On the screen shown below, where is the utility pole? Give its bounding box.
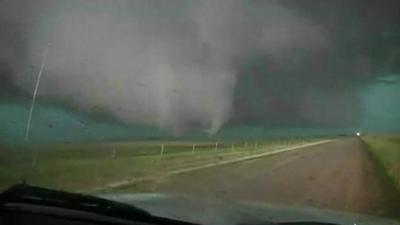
[25,43,50,177]
[25,43,51,141]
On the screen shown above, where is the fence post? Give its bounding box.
[112,148,117,158]
[215,142,218,152]
[255,141,258,150]
[192,143,196,154]
[160,144,164,156]
[231,143,234,152]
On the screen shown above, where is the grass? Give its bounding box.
[363,135,400,190]
[0,138,321,193]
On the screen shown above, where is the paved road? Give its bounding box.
[148,138,400,218]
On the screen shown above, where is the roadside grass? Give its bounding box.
[0,138,320,192]
[363,136,400,190]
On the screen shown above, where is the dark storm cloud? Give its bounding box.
[232,0,400,128]
[0,0,400,133]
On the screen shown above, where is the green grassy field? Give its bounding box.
[0,138,321,193]
[363,136,400,190]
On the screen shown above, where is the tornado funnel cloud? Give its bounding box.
[5,0,325,134]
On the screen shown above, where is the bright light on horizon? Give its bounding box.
[356,132,361,136]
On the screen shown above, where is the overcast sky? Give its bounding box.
[1,0,400,135]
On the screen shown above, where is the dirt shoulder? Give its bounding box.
[119,138,400,219]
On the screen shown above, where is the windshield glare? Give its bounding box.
[1,0,400,223]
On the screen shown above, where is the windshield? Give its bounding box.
[1,0,400,223]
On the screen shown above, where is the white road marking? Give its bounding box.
[84,139,334,192]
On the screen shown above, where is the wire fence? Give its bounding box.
[29,138,317,159]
